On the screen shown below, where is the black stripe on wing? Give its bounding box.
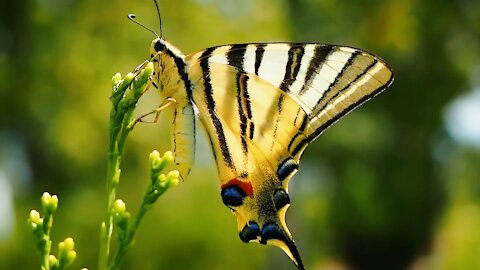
[291,68,394,157]
[279,45,305,92]
[299,45,333,95]
[254,44,266,76]
[227,44,248,70]
[307,60,393,141]
[200,47,235,169]
[309,51,361,116]
[236,72,250,153]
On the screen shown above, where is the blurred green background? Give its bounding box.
[1,0,479,269]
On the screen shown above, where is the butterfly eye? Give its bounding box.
[239,222,260,243]
[221,185,246,207]
[273,189,290,211]
[154,39,166,52]
[260,223,288,244]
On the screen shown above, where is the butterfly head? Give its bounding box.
[151,38,166,54]
[220,174,305,269]
[150,38,185,57]
[149,38,188,99]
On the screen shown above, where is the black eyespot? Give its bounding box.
[154,39,166,52]
[260,223,288,244]
[273,189,290,211]
[277,159,298,181]
[221,185,246,207]
[239,222,260,243]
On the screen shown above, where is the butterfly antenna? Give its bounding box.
[153,0,163,38]
[127,14,160,39]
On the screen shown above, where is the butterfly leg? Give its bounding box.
[134,60,151,73]
[133,56,161,93]
[129,97,177,129]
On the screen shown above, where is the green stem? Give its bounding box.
[41,214,53,270]
[108,193,150,270]
[99,64,153,270]
[99,103,138,270]
[40,237,51,269]
[98,152,118,270]
[99,111,127,270]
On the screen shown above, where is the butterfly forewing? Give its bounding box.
[188,43,393,158]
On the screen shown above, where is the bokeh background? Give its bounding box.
[1,0,479,269]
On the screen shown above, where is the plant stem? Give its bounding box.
[41,208,54,270]
[99,94,128,270]
[99,64,153,270]
[108,196,149,270]
[99,118,131,270]
[98,150,119,270]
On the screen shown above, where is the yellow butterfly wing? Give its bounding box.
[186,61,305,268]
[185,43,393,270]
[150,38,393,269]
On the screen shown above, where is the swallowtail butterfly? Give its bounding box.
[134,2,393,269]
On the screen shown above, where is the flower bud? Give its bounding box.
[58,237,77,268]
[132,62,154,91]
[60,237,75,251]
[150,150,174,175]
[123,72,135,84]
[112,199,126,214]
[41,192,58,215]
[49,254,59,268]
[112,72,122,85]
[144,62,154,75]
[161,151,174,165]
[28,210,42,226]
[112,199,130,231]
[149,150,161,169]
[27,210,44,236]
[166,170,180,188]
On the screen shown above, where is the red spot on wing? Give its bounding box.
[221,178,253,196]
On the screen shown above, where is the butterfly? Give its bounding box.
[137,3,393,269]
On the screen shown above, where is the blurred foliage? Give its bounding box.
[0,0,479,270]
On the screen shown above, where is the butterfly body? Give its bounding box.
[149,38,393,270]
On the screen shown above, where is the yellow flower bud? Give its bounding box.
[41,192,58,214]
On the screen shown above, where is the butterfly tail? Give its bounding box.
[276,230,305,270]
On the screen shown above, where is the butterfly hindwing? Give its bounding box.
[186,59,307,268]
[170,101,196,180]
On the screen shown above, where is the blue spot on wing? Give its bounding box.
[260,223,288,244]
[239,222,261,243]
[221,186,246,207]
[273,189,290,210]
[277,159,298,181]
